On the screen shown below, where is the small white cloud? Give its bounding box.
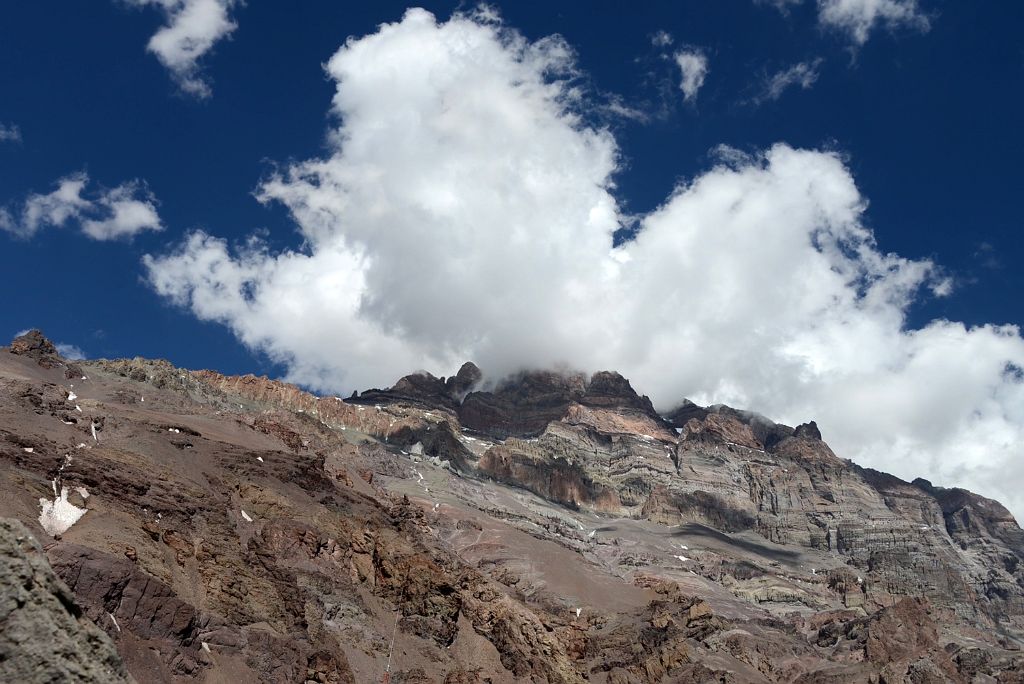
[817,0,930,45]
[651,30,673,47]
[0,123,21,143]
[1,173,163,241]
[674,49,709,103]
[80,181,163,240]
[17,174,92,238]
[759,59,823,102]
[56,343,87,360]
[126,0,239,98]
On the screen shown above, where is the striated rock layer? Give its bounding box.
[1,333,1023,682]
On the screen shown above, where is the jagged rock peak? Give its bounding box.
[665,399,796,450]
[445,361,482,399]
[8,329,58,359]
[794,420,822,441]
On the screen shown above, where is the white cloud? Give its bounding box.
[817,0,930,44]
[55,343,87,360]
[126,0,239,98]
[81,181,163,240]
[758,59,823,102]
[674,49,709,103]
[145,8,1024,521]
[1,173,162,241]
[0,123,21,143]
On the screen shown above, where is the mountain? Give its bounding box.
[1,330,1022,683]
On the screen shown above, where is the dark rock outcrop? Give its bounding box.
[0,518,132,683]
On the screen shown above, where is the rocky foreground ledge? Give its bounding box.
[1,329,1023,682]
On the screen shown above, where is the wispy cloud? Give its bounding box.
[650,30,673,48]
[55,343,87,360]
[757,58,823,102]
[1,172,163,240]
[0,123,21,143]
[818,0,930,45]
[757,0,930,45]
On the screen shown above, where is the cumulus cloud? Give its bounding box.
[144,8,1024,520]
[818,0,930,44]
[674,49,709,103]
[0,123,21,143]
[758,59,823,102]
[1,173,162,240]
[126,0,239,98]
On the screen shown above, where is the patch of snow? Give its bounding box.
[168,428,180,433]
[38,481,88,536]
[76,443,87,449]
[256,456,264,462]
[62,420,75,425]
[587,530,596,539]
[201,642,211,653]
[81,376,87,381]
[108,613,121,632]
[920,525,930,530]
[240,510,253,522]
[674,427,683,434]
[679,545,688,550]
[91,422,98,442]
[674,555,690,562]
[575,608,581,618]
[67,391,78,402]
[23,447,33,453]
[75,405,82,412]
[140,396,144,402]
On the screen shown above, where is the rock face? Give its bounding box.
[0,518,132,683]
[2,333,1024,682]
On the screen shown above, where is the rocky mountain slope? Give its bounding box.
[1,330,1023,682]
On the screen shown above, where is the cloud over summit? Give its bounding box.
[145,8,1024,519]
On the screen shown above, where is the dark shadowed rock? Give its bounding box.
[0,518,132,683]
[459,369,587,438]
[446,361,482,399]
[580,371,666,425]
[794,421,822,440]
[351,362,482,412]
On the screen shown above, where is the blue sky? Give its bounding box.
[2,2,1024,512]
